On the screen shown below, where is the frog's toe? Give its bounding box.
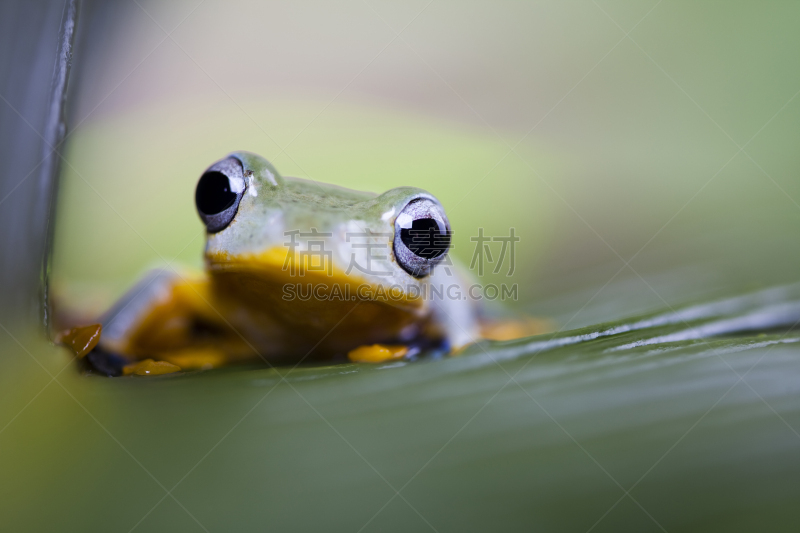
[55,324,102,359]
[347,344,409,363]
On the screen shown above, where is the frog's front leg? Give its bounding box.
[88,269,236,375]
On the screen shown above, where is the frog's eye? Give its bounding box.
[195,157,246,233]
[393,198,451,277]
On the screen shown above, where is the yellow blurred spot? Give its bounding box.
[161,348,227,370]
[55,324,102,359]
[347,344,408,363]
[480,317,554,341]
[123,359,181,376]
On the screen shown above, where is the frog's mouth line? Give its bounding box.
[206,246,425,310]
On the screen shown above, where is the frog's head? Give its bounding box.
[194,152,452,314]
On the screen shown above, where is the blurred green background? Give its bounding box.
[3,1,800,531]
[52,0,800,324]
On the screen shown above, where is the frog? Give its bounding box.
[64,152,545,376]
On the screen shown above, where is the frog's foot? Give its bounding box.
[479,316,554,342]
[57,323,151,377]
[86,347,227,376]
[347,344,409,363]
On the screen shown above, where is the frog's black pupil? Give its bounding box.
[400,218,450,259]
[196,171,237,215]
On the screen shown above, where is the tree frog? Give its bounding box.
[66,152,542,376]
